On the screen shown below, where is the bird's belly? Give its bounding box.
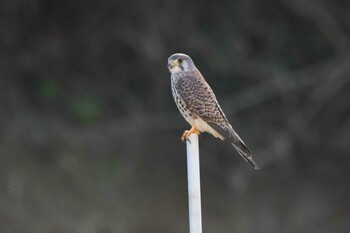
[179,112,207,132]
[172,85,193,123]
[176,103,194,125]
[177,102,224,140]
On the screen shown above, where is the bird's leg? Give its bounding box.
[181,126,201,143]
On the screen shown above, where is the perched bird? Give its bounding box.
[168,53,259,170]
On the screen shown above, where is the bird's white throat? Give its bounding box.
[169,66,183,74]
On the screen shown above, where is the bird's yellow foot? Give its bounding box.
[181,126,201,143]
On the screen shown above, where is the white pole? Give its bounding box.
[186,133,202,233]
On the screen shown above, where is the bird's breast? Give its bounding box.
[171,80,195,125]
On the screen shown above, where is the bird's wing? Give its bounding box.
[175,71,228,125]
[176,71,259,169]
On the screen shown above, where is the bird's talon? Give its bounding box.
[181,130,192,143]
[181,130,188,142]
[180,127,200,143]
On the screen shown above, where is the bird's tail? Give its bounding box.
[228,127,259,170]
[205,121,259,169]
[231,141,259,170]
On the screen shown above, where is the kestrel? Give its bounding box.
[168,53,259,170]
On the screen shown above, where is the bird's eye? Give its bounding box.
[178,58,183,63]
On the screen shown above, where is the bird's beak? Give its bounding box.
[168,60,178,70]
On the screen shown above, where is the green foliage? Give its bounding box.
[68,96,101,124]
[36,76,61,101]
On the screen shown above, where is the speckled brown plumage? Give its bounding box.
[168,53,259,169]
[172,70,227,124]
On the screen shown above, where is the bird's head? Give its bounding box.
[168,53,197,74]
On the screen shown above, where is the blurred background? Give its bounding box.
[1,0,350,232]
